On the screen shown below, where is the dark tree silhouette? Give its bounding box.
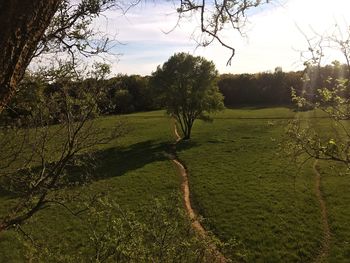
[0,0,62,112]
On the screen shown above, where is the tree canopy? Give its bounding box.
[151,53,224,139]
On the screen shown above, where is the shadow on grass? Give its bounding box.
[0,139,199,199]
[175,139,199,153]
[93,140,169,179]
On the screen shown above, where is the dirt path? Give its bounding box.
[170,121,228,263]
[313,160,331,263]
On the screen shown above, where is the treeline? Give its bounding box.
[218,62,350,107]
[2,62,348,125]
[218,71,303,106]
[1,74,157,126]
[90,75,155,114]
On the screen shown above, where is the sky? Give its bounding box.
[94,0,350,76]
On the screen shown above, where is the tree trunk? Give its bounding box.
[185,118,195,140]
[183,122,192,140]
[0,0,62,112]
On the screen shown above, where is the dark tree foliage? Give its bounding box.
[0,74,156,125]
[218,71,304,107]
[217,63,350,109]
[100,75,155,114]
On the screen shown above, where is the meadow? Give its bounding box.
[0,112,200,262]
[0,108,349,262]
[176,108,350,262]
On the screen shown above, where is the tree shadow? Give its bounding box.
[0,139,199,199]
[92,140,169,180]
[175,139,199,153]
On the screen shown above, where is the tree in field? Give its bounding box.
[151,53,224,140]
[0,0,269,112]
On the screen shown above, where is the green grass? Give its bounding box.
[0,111,185,261]
[177,108,324,262]
[318,161,350,262]
[1,108,350,262]
[304,116,350,263]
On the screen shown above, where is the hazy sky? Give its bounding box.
[95,0,350,76]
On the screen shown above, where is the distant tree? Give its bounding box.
[218,71,303,107]
[110,75,154,113]
[151,53,224,140]
[94,74,154,114]
[113,89,134,113]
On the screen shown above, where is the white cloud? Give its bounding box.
[94,0,350,75]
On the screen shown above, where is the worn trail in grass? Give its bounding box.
[313,160,331,263]
[171,122,227,263]
[172,122,207,236]
[300,115,350,262]
[177,108,324,262]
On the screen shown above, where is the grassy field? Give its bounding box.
[1,108,350,262]
[176,107,349,262]
[304,115,350,263]
[0,111,195,262]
